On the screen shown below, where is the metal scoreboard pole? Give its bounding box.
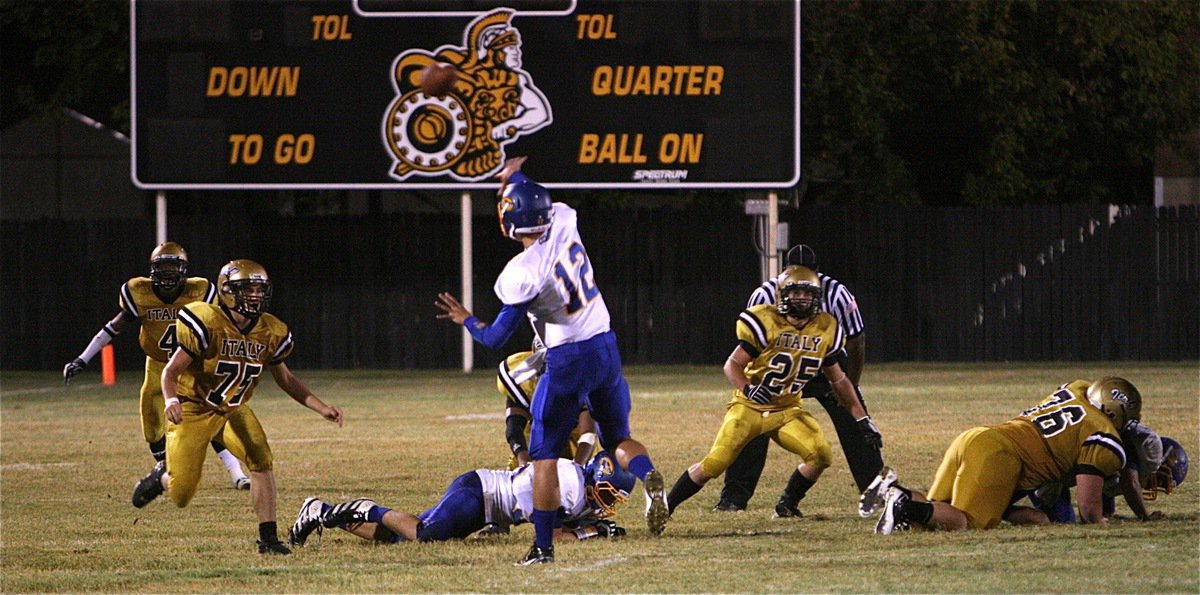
[460,191,473,373]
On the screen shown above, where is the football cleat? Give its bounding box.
[712,500,745,513]
[859,466,898,518]
[515,543,554,566]
[232,476,251,490]
[289,497,326,547]
[642,469,669,536]
[772,499,804,519]
[132,461,166,508]
[874,487,910,535]
[322,498,377,528]
[257,539,292,555]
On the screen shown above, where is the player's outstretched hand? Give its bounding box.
[495,156,528,193]
[435,292,472,325]
[322,405,344,427]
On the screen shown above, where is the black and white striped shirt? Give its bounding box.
[748,272,865,338]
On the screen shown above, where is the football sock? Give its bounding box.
[212,442,247,478]
[901,500,934,525]
[627,455,654,481]
[666,471,702,514]
[366,505,390,524]
[149,437,166,462]
[531,509,556,549]
[258,521,279,544]
[781,469,816,504]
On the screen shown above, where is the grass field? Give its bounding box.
[2,362,1197,593]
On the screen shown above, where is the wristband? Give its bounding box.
[572,526,598,540]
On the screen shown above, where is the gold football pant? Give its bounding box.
[927,426,1022,529]
[165,401,273,508]
[700,403,832,479]
[140,358,167,444]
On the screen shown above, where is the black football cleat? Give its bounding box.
[772,498,804,519]
[712,500,745,512]
[132,461,166,508]
[516,544,554,566]
[257,539,292,555]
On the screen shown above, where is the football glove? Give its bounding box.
[743,383,773,405]
[595,519,626,538]
[857,416,883,450]
[573,519,626,540]
[63,358,86,384]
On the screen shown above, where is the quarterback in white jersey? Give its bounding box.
[287,452,636,545]
[435,156,669,565]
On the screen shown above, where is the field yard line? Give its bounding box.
[445,413,505,420]
[1,384,98,396]
[559,554,628,571]
[1,461,81,471]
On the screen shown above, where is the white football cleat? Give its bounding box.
[288,497,326,547]
[232,476,251,490]
[859,466,897,518]
[874,487,910,535]
[643,469,669,536]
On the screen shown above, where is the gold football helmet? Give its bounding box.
[149,242,188,292]
[1085,376,1142,430]
[777,265,822,318]
[218,259,272,318]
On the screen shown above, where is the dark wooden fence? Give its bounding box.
[3,203,1195,371]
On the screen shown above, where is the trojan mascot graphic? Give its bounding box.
[383,10,553,181]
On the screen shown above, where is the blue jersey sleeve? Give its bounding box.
[465,302,531,350]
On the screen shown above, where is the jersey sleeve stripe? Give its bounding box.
[271,332,294,362]
[119,283,139,319]
[203,281,218,304]
[821,275,865,337]
[498,360,531,409]
[102,323,119,338]
[738,310,769,349]
[176,308,210,352]
[1084,432,1126,468]
[747,282,776,308]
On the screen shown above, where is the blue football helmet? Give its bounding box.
[1144,436,1188,501]
[497,180,552,240]
[584,451,635,518]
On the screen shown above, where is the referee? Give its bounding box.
[714,244,882,514]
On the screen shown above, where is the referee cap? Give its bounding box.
[786,244,818,269]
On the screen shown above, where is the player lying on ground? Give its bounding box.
[859,377,1141,533]
[288,451,634,546]
[1010,428,1186,524]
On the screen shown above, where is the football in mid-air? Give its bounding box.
[420,63,458,98]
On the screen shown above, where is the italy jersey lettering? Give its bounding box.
[173,302,294,412]
[732,305,845,411]
[118,277,216,363]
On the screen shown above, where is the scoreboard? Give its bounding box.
[131,0,799,189]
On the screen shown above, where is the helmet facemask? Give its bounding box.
[225,280,272,319]
[584,451,635,518]
[150,257,187,293]
[218,260,272,320]
[779,284,821,319]
[1143,438,1188,501]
